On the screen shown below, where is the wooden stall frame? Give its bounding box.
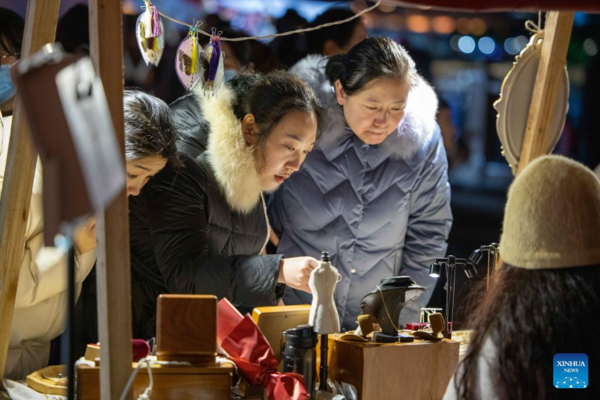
[0,0,61,380]
[89,1,133,399]
[518,11,574,173]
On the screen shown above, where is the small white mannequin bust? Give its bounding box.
[309,252,341,334]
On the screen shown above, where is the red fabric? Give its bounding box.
[217,299,309,400]
[395,0,600,11]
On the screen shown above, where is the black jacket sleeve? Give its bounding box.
[141,159,283,307]
[169,93,210,158]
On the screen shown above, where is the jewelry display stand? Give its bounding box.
[360,277,425,343]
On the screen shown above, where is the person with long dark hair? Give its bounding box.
[444,155,600,400]
[269,37,452,329]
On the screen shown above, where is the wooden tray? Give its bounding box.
[26,365,67,396]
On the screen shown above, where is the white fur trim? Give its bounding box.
[196,86,263,214]
[291,55,438,159]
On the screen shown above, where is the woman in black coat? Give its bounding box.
[129,72,322,338]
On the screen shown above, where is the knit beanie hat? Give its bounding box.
[499,155,600,269]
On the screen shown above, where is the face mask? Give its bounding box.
[223,69,237,83]
[0,65,16,105]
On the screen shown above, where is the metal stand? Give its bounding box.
[429,256,477,339]
[319,334,328,391]
[56,235,76,399]
[469,243,499,290]
[444,256,457,339]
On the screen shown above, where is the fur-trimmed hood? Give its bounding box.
[291,54,438,159]
[192,86,263,214]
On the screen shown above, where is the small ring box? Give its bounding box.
[405,322,429,331]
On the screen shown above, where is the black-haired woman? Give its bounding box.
[129,71,322,339]
[2,88,179,379]
[443,155,600,400]
[269,37,452,330]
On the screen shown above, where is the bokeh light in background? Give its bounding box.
[433,16,456,35]
[456,17,470,35]
[470,18,487,36]
[378,3,396,13]
[407,15,430,33]
[503,35,529,55]
[351,0,369,12]
[504,38,518,55]
[450,35,461,52]
[478,37,496,55]
[514,35,529,52]
[583,38,598,56]
[458,36,476,54]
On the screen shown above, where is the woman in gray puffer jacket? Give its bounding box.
[269,38,452,330]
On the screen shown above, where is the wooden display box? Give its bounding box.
[252,304,311,368]
[77,362,232,399]
[329,337,459,400]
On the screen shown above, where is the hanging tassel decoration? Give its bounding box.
[175,22,203,91]
[190,29,198,74]
[136,0,165,66]
[201,28,225,92]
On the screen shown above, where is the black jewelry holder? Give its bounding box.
[469,243,500,289]
[319,334,328,391]
[429,256,477,338]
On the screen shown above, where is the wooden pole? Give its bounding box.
[88,1,133,399]
[517,11,574,173]
[0,0,61,380]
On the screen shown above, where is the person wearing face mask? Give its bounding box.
[0,51,16,110]
[269,37,452,330]
[220,31,247,83]
[1,88,179,380]
[127,71,322,339]
[0,8,22,119]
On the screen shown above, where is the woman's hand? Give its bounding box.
[278,256,318,293]
[73,216,97,254]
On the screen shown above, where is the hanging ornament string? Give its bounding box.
[136,0,165,66]
[525,11,546,35]
[175,21,203,91]
[146,0,382,42]
[150,3,162,38]
[207,29,222,83]
[202,28,225,91]
[190,23,199,75]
